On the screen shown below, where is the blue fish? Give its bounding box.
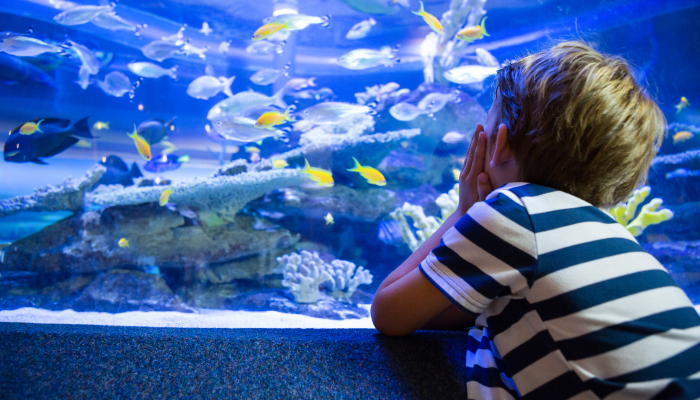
[377,217,404,246]
[3,117,93,164]
[137,118,176,145]
[97,155,142,186]
[144,154,189,173]
[0,53,56,89]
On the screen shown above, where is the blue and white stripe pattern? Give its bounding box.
[420,183,700,400]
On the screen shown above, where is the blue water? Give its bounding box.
[1,0,699,318]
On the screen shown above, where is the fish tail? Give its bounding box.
[36,119,44,133]
[272,86,288,110]
[177,155,190,163]
[222,76,235,98]
[480,17,489,36]
[347,157,362,172]
[284,107,295,122]
[129,163,143,179]
[321,15,331,28]
[308,77,316,87]
[412,1,425,16]
[71,116,94,138]
[169,65,178,80]
[302,158,311,172]
[127,124,138,139]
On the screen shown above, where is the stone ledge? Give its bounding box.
[0,323,468,399]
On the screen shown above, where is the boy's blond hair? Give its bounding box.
[494,41,665,207]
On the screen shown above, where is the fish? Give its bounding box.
[200,22,213,36]
[250,68,285,86]
[452,168,460,181]
[442,131,466,144]
[127,62,178,79]
[97,155,143,186]
[207,88,287,121]
[245,146,260,153]
[256,107,294,128]
[300,102,372,125]
[97,71,131,97]
[417,91,459,114]
[93,121,110,130]
[141,40,184,62]
[0,53,56,89]
[314,87,335,101]
[3,117,94,164]
[475,48,499,67]
[253,22,292,41]
[137,118,176,144]
[91,12,138,32]
[0,36,62,57]
[272,159,289,168]
[118,238,129,248]
[375,82,400,101]
[76,65,91,89]
[187,75,235,99]
[144,154,189,173]
[412,1,444,35]
[324,213,334,225]
[75,139,91,148]
[182,42,208,60]
[264,14,331,30]
[127,124,152,161]
[346,17,376,40]
[337,46,398,70]
[339,0,402,15]
[456,17,489,43]
[212,116,286,143]
[665,168,700,180]
[53,4,114,26]
[377,217,403,246]
[162,27,185,43]
[389,102,429,121]
[347,157,386,186]
[675,97,690,113]
[285,77,316,91]
[160,140,178,155]
[443,65,498,84]
[301,158,334,187]
[20,119,44,135]
[245,41,282,55]
[219,41,231,54]
[673,131,694,144]
[65,40,100,75]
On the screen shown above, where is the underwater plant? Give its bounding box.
[609,186,674,237]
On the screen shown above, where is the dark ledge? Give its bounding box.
[0,323,468,399]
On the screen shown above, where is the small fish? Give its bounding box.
[347,157,386,186]
[256,107,294,128]
[475,48,499,67]
[127,124,152,161]
[285,77,316,91]
[324,213,334,225]
[264,14,330,30]
[250,152,261,163]
[301,158,334,187]
[675,97,690,113]
[418,92,459,114]
[118,238,129,248]
[65,40,100,75]
[389,102,429,121]
[159,186,173,206]
[141,40,184,62]
[128,62,178,79]
[0,36,61,57]
[337,46,398,70]
[75,65,91,90]
[412,1,444,35]
[346,17,376,40]
[186,75,235,99]
[75,139,91,148]
[456,17,489,43]
[400,141,409,149]
[443,65,498,84]
[200,22,213,36]
[250,68,285,86]
[53,4,114,26]
[272,159,289,169]
[93,121,110,130]
[314,88,334,101]
[673,131,694,144]
[207,88,287,122]
[245,41,282,55]
[144,154,189,172]
[219,40,231,54]
[97,155,142,186]
[97,71,131,97]
[20,119,44,135]
[253,21,291,41]
[211,116,286,143]
[452,168,460,181]
[138,118,176,144]
[442,131,466,144]
[182,42,208,59]
[245,146,260,153]
[301,102,372,125]
[91,12,138,32]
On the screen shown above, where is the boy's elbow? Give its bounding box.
[371,297,415,337]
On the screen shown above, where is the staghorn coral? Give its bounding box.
[276,251,332,303]
[609,186,674,237]
[324,259,373,302]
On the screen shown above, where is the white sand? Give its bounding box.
[0,305,376,329]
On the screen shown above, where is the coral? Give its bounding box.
[0,164,105,219]
[609,186,674,237]
[435,183,459,220]
[390,202,441,252]
[276,251,332,303]
[324,259,373,302]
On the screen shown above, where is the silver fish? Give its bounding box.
[389,102,429,121]
[91,12,137,32]
[0,36,61,57]
[53,4,114,26]
[246,41,282,55]
[75,65,91,89]
[127,62,177,79]
[346,17,376,40]
[375,82,400,100]
[66,40,100,75]
[182,42,208,59]
[207,89,287,121]
[213,116,286,143]
[417,92,459,114]
[264,14,330,30]
[250,68,284,86]
[187,76,235,100]
[97,71,131,97]
[219,41,231,54]
[314,87,334,101]
[337,46,398,70]
[285,77,316,91]
[443,65,498,84]
[301,102,372,125]
[475,48,499,67]
[141,40,183,62]
[441,131,466,144]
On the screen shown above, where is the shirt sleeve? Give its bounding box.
[419,190,538,316]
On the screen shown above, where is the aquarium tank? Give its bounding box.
[0,0,698,328]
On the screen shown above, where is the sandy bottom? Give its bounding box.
[0,305,376,329]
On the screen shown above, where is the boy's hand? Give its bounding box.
[457,124,493,216]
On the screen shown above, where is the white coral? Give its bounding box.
[324,259,373,302]
[435,183,459,220]
[276,251,331,303]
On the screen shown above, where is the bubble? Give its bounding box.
[128,90,135,99]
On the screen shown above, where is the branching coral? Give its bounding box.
[276,251,332,303]
[390,203,441,252]
[324,259,373,302]
[435,183,459,220]
[609,186,674,237]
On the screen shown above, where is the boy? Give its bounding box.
[371,41,700,399]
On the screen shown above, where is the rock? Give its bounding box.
[232,289,369,320]
[178,283,240,309]
[196,247,297,284]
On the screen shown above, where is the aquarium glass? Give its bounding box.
[0,0,698,327]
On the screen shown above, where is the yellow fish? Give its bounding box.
[76,139,92,148]
[93,121,110,130]
[118,238,129,248]
[20,119,44,135]
[161,140,178,155]
[673,131,694,144]
[159,186,173,207]
[127,125,151,161]
[452,168,461,181]
[347,157,386,186]
[256,107,294,128]
[412,1,444,35]
[456,17,489,43]
[324,212,334,225]
[272,159,289,169]
[301,158,334,187]
[675,96,690,113]
[245,146,260,153]
[252,21,291,41]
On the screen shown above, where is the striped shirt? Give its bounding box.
[420,183,700,400]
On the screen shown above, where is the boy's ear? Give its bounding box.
[490,123,515,168]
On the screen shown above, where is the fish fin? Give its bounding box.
[30,159,48,165]
[380,46,392,55]
[127,124,138,139]
[480,17,489,36]
[169,65,178,80]
[411,1,425,16]
[369,17,376,25]
[71,117,94,138]
[321,15,331,27]
[347,157,362,172]
[272,87,288,110]
[222,76,235,97]
[36,119,44,133]
[129,163,143,179]
[308,77,316,87]
[165,116,178,129]
[42,136,79,158]
[177,155,190,163]
[303,158,311,172]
